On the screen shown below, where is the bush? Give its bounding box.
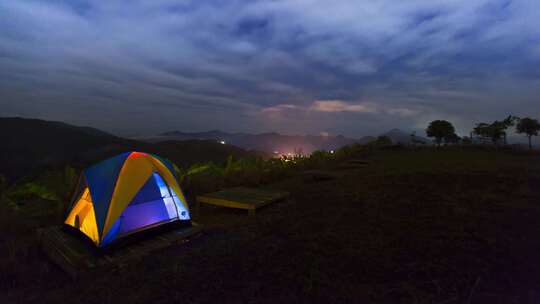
[4,166,79,217]
[7,182,59,201]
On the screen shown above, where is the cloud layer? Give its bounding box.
[1,0,540,136]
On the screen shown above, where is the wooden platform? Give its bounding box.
[37,223,202,278]
[196,187,289,215]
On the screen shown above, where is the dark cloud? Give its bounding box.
[1,0,540,137]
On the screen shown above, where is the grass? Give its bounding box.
[2,145,540,303]
[1,145,349,206]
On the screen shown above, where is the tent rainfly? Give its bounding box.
[65,152,191,247]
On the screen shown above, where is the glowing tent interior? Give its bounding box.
[64,152,191,247]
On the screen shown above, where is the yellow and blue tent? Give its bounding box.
[65,152,191,247]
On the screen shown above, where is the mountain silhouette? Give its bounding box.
[145,130,374,154]
[144,128,425,153]
[0,117,262,181]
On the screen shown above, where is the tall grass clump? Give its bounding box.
[177,143,374,195]
[3,166,79,222]
[179,155,299,195]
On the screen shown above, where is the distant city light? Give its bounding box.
[219,140,226,145]
[330,150,335,154]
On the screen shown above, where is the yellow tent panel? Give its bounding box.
[102,152,156,239]
[64,188,99,244]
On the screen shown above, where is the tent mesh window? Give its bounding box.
[113,173,187,236]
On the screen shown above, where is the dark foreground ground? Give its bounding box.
[2,148,540,303]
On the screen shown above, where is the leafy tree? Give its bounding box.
[426,120,455,146]
[473,123,492,143]
[473,116,517,145]
[495,116,518,145]
[444,133,461,144]
[516,117,540,150]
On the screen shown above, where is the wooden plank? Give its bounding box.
[198,188,289,204]
[38,222,202,278]
[196,187,289,214]
[196,196,254,210]
[201,193,285,204]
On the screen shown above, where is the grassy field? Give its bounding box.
[2,147,540,303]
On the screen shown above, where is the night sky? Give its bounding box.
[1,1,539,137]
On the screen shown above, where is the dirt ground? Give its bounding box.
[3,148,540,304]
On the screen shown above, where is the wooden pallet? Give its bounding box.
[37,223,202,278]
[196,187,289,216]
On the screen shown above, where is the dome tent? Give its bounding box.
[65,152,191,247]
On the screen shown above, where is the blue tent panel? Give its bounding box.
[84,152,130,237]
[129,174,162,205]
[117,199,171,234]
[101,218,122,247]
[99,173,181,246]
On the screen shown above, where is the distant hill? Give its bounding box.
[143,128,426,153]
[142,140,267,168]
[381,129,429,145]
[144,130,373,154]
[0,118,265,181]
[0,117,129,180]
